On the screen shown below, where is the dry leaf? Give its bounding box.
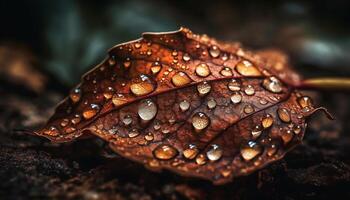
[34,28,330,184]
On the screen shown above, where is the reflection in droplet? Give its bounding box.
[179,100,190,111]
[197,81,211,96]
[240,141,262,161]
[138,99,157,121]
[220,67,233,77]
[231,92,242,104]
[244,85,255,96]
[172,72,191,87]
[228,79,241,91]
[130,74,156,96]
[183,144,198,159]
[192,112,210,132]
[277,108,291,123]
[206,144,223,161]
[153,144,178,160]
[262,76,283,93]
[235,60,262,76]
[83,104,100,119]
[262,114,273,128]
[209,45,220,58]
[195,63,211,77]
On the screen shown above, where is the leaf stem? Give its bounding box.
[296,77,350,91]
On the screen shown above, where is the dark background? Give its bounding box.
[0,0,349,199]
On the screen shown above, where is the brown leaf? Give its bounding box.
[34,27,327,184]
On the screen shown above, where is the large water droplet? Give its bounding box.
[240,141,262,161]
[183,144,199,159]
[230,92,242,104]
[192,112,210,132]
[207,98,216,109]
[70,88,81,103]
[277,108,291,123]
[122,115,133,126]
[220,67,233,77]
[153,144,178,160]
[130,74,156,96]
[209,45,220,58]
[172,72,191,87]
[197,81,211,96]
[244,85,255,96]
[112,94,127,106]
[262,76,283,93]
[83,104,100,119]
[228,79,241,91]
[195,63,211,77]
[206,144,223,161]
[138,99,157,121]
[261,114,273,128]
[151,62,162,74]
[235,60,262,76]
[179,100,190,111]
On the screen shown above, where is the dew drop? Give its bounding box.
[44,126,59,136]
[130,74,156,96]
[220,67,233,77]
[182,53,191,62]
[195,154,207,165]
[172,50,178,57]
[251,125,262,139]
[207,98,216,109]
[134,42,141,49]
[179,100,190,111]
[277,108,291,123]
[144,133,154,141]
[103,87,114,100]
[153,144,178,160]
[183,144,199,160]
[228,79,241,91]
[244,105,254,114]
[195,63,211,77]
[206,144,223,161]
[128,129,140,138]
[230,92,242,104]
[171,72,191,87]
[259,98,268,105]
[262,76,283,93]
[298,96,312,108]
[82,104,100,119]
[244,85,255,96]
[240,141,262,161]
[261,114,273,128]
[192,112,210,132]
[70,88,81,103]
[197,81,211,96]
[209,45,220,58]
[235,60,262,76]
[293,125,302,134]
[138,99,157,121]
[112,94,127,106]
[151,62,162,74]
[122,115,133,126]
[71,114,81,124]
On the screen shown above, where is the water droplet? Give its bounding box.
[64,127,76,134]
[182,53,191,62]
[172,50,178,57]
[130,74,156,96]
[122,115,133,126]
[144,133,154,141]
[230,92,242,104]
[235,60,261,76]
[195,154,207,165]
[267,143,278,156]
[240,141,262,161]
[197,81,211,96]
[153,121,161,130]
[293,125,302,134]
[277,108,291,123]
[183,144,199,159]
[251,125,262,139]
[138,99,157,121]
[221,169,231,177]
[134,42,141,49]
[228,79,241,91]
[244,85,255,96]
[262,76,283,93]
[262,114,273,128]
[103,87,114,99]
[70,88,81,103]
[172,72,191,87]
[123,59,131,68]
[71,114,81,124]
[44,126,59,136]
[259,98,268,105]
[151,62,162,74]
[128,129,140,138]
[192,112,210,132]
[153,144,178,160]
[60,119,69,127]
[83,104,100,119]
[108,56,116,66]
[112,94,127,106]
[146,49,152,56]
[195,63,211,77]
[244,105,254,114]
[209,45,220,58]
[179,100,190,111]
[206,144,223,161]
[207,98,216,109]
[220,67,233,77]
[281,130,294,144]
[298,96,312,108]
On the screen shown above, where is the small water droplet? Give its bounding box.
[151,62,162,74]
[195,154,207,165]
[267,143,278,156]
[262,114,273,128]
[103,87,114,99]
[70,88,81,103]
[244,105,254,114]
[209,45,220,58]
[259,98,268,105]
[228,79,241,91]
[128,129,140,138]
[60,119,69,127]
[182,53,191,62]
[71,114,81,124]
[235,60,261,76]
[153,144,178,160]
[277,108,291,123]
[134,42,141,49]
[108,55,116,66]
[130,74,156,96]
[281,130,294,144]
[122,115,133,126]
[293,125,302,134]
[44,126,59,136]
[179,100,190,111]
[240,141,262,161]
[244,85,255,96]
[64,127,76,134]
[171,72,191,87]
[153,121,161,130]
[195,63,211,77]
[144,133,154,141]
[298,96,312,108]
[183,144,199,159]
[112,94,127,106]
[83,104,100,119]
[192,112,210,132]
[207,98,216,109]
[220,67,233,77]
[146,49,152,56]
[138,99,157,121]
[231,92,242,104]
[172,50,178,57]
[197,81,211,96]
[206,144,223,161]
[262,76,283,93]
[251,125,262,139]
